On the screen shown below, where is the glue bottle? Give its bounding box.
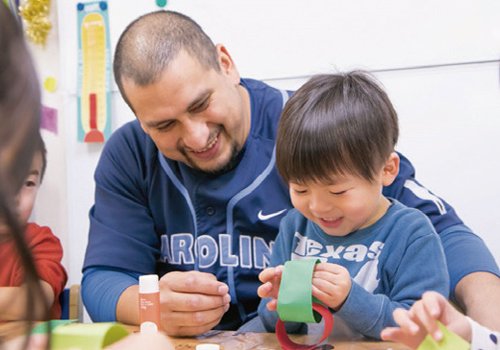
[139,274,161,333]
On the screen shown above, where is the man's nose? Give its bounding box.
[181,119,210,150]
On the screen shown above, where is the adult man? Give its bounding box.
[82,10,500,336]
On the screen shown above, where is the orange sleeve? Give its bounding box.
[25,223,68,318]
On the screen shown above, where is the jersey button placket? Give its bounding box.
[206,206,215,216]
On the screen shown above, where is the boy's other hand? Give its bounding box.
[257,266,283,311]
[311,262,351,310]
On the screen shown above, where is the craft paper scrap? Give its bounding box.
[417,322,470,350]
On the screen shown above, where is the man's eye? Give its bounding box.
[293,189,307,194]
[157,122,174,131]
[190,98,210,113]
[25,180,36,187]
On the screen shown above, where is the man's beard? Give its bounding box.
[182,141,243,177]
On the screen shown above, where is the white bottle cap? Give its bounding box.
[140,321,158,334]
[139,274,159,293]
[195,344,220,350]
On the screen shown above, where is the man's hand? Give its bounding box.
[158,271,231,336]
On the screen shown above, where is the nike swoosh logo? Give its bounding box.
[257,209,287,221]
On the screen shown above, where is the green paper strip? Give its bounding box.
[51,322,130,350]
[277,259,321,323]
[31,319,76,334]
[417,322,470,350]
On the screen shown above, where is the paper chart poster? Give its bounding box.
[77,1,112,143]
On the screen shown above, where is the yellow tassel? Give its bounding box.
[19,0,51,46]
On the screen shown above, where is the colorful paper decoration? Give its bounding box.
[51,322,129,350]
[277,259,322,323]
[275,259,334,350]
[31,319,75,334]
[43,76,57,92]
[19,0,52,46]
[417,322,470,350]
[156,0,167,7]
[41,105,58,134]
[76,1,111,143]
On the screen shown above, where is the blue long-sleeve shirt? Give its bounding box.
[258,200,450,339]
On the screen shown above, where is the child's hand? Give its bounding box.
[311,262,351,310]
[257,265,283,311]
[380,291,471,349]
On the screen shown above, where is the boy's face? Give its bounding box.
[15,151,43,226]
[289,154,399,237]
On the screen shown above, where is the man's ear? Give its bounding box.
[382,152,400,186]
[139,121,150,135]
[216,44,240,83]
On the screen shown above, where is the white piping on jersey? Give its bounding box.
[279,89,289,109]
[403,179,447,215]
[225,146,278,320]
[158,153,199,270]
[224,89,290,321]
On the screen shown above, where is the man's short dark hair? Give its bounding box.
[113,10,220,110]
[276,71,399,184]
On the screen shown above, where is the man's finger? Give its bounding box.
[161,271,228,296]
[162,304,227,329]
[161,291,231,312]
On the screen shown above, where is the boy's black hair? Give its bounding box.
[276,71,399,184]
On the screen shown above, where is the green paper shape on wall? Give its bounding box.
[156,0,167,7]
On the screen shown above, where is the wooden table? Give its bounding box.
[168,330,410,349]
[0,322,409,350]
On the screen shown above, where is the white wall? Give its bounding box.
[32,1,499,290]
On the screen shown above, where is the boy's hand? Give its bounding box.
[257,265,284,311]
[311,262,351,310]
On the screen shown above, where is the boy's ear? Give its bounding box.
[382,152,400,186]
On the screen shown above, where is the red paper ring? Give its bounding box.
[275,302,334,350]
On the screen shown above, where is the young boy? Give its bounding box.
[257,72,449,339]
[0,135,67,320]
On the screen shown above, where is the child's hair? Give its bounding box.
[0,4,50,331]
[35,134,47,183]
[276,71,399,184]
